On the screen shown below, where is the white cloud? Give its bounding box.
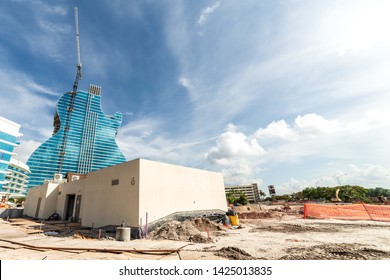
[221,162,254,185]
[197,2,221,25]
[206,124,265,165]
[344,164,390,188]
[277,175,342,195]
[13,139,42,163]
[277,164,390,195]
[206,111,390,190]
[294,113,340,135]
[278,178,310,195]
[205,124,266,184]
[255,120,296,140]
[346,110,390,132]
[320,1,390,56]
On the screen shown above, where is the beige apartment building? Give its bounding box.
[24,158,227,228]
[225,183,261,203]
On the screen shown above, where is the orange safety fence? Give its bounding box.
[304,203,390,222]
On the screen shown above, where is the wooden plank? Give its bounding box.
[26,229,44,235]
[6,235,48,243]
[0,244,22,250]
[26,225,63,231]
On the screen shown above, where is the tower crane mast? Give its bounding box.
[73,6,82,94]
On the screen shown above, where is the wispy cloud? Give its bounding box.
[117,116,218,167]
[0,68,60,98]
[116,117,178,162]
[0,68,58,142]
[11,0,67,15]
[178,76,198,100]
[197,2,220,25]
[7,1,70,61]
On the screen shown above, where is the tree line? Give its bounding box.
[269,185,390,203]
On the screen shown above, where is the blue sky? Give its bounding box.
[1,0,390,195]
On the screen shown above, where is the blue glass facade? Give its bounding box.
[0,117,21,191]
[3,159,30,196]
[0,132,18,188]
[27,85,126,188]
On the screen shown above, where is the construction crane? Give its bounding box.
[58,7,82,174]
[73,6,82,94]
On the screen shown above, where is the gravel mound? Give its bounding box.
[149,218,225,243]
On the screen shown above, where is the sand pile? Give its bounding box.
[214,246,256,260]
[149,218,225,243]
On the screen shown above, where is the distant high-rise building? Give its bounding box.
[268,185,276,196]
[26,85,126,188]
[3,158,30,196]
[0,116,22,191]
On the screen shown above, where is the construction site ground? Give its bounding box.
[1,204,389,260]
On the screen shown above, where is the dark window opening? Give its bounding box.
[111,179,119,186]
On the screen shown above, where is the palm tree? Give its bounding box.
[259,190,266,201]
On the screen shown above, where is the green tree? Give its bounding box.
[302,187,317,200]
[8,197,26,205]
[273,194,291,201]
[238,192,249,205]
[226,190,249,205]
[296,185,373,203]
[338,185,369,203]
[367,187,390,198]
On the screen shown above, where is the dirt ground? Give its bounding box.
[0,204,389,260]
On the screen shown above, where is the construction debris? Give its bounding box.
[149,218,225,243]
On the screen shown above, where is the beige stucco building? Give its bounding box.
[24,159,227,228]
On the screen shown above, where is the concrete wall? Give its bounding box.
[23,183,58,219]
[81,160,140,228]
[139,159,227,224]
